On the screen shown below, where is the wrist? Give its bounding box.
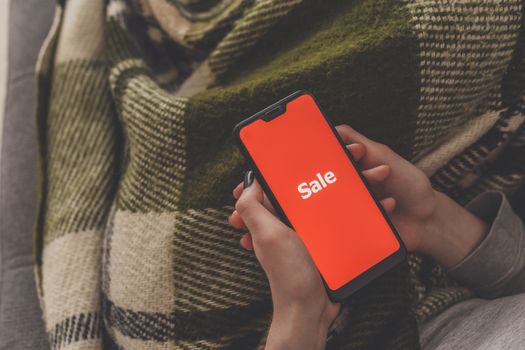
[418,190,489,268]
[267,303,334,350]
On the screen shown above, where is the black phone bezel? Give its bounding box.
[232,90,406,302]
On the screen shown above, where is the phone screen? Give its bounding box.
[239,94,401,291]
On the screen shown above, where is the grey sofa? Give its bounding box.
[0,1,55,348]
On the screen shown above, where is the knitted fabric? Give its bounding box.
[35,0,525,349]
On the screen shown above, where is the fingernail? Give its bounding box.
[244,170,254,188]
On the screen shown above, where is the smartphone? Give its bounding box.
[233,91,405,301]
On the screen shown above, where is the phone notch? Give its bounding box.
[262,103,286,122]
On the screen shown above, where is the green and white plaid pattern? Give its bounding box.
[35,0,525,349]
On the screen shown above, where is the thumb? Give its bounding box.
[235,171,283,234]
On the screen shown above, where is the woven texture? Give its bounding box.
[35,0,525,349]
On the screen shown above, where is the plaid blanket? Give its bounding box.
[35,0,525,349]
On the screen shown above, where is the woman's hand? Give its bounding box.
[336,125,488,268]
[335,125,437,252]
[230,172,339,349]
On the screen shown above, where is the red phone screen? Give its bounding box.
[239,94,400,290]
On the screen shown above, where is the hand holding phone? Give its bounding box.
[228,124,402,348]
[233,91,406,301]
[232,174,341,349]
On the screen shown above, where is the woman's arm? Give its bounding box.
[442,191,525,298]
[420,190,489,269]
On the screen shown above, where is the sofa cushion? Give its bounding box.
[0,0,55,348]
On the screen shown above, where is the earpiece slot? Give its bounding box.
[262,104,286,121]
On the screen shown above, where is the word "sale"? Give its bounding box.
[297,171,337,199]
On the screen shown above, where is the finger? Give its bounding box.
[346,143,366,162]
[234,174,276,214]
[233,181,244,199]
[263,192,277,215]
[235,173,283,234]
[240,232,254,250]
[336,125,371,145]
[228,210,245,229]
[380,197,396,213]
[362,165,391,184]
